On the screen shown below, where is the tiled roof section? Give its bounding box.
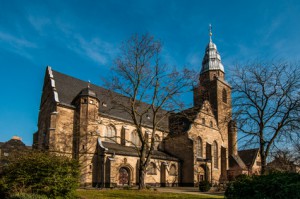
[102,142,179,161]
[0,142,4,148]
[238,148,259,167]
[51,69,169,130]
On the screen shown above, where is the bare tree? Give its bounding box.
[106,34,194,189]
[230,61,300,174]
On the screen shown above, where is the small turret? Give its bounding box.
[78,81,97,98]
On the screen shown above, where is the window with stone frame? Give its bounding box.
[105,125,116,142]
[210,121,213,127]
[213,141,218,169]
[147,162,157,175]
[154,134,160,149]
[169,164,177,176]
[222,88,227,103]
[130,130,141,146]
[202,118,205,125]
[196,137,203,157]
[256,161,261,166]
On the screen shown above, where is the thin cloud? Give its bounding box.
[28,15,51,33]
[0,31,37,60]
[26,14,119,66]
[68,36,118,65]
[0,31,36,48]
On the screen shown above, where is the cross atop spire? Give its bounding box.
[209,24,212,42]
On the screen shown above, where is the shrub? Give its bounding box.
[199,180,211,192]
[0,151,80,198]
[225,172,300,199]
[9,193,48,199]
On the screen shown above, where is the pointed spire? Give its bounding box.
[200,25,224,74]
[88,80,91,88]
[209,24,212,42]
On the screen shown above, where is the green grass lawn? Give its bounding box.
[76,189,224,199]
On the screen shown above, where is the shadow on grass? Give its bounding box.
[76,189,224,199]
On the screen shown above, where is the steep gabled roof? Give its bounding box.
[238,148,259,167]
[169,100,217,135]
[229,154,247,170]
[48,67,169,130]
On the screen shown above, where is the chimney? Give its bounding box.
[228,120,238,156]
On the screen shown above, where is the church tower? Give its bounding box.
[193,25,232,143]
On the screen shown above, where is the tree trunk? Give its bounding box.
[260,150,267,175]
[138,165,146,189]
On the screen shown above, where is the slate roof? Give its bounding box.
[51,69,169,130]
[229,154,247,169]
[102,142,179,161]
[238,148,259,167]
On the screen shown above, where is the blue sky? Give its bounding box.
[1,0,300,146]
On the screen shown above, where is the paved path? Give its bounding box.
[156,187,224,197]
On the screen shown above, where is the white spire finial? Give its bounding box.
[88,80,90,88]
[209,24,212,42]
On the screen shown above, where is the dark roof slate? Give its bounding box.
[51,69,169,130]
[102,142,179,161]
[229,154,247,169]
[238,148,259,167]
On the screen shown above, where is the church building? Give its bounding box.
[33,32,258,187]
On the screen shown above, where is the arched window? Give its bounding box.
[210,121,213,128]
[169,164,177,176]
[154,134,160,149]
[147,162,157,175]
[196,137,203,157]
[131,130,141,146]
[222,89,227,103]
[213,141,218,169]
[105,125,116,142]
[202,118,205,125]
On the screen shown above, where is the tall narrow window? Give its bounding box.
[222,89,227,103]
[105,125,116,142]
[206,143,212,160]
[121,127,126,145]
[197,137,203,157]
[213,141,218,169]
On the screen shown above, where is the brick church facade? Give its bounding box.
[33,35,259,187]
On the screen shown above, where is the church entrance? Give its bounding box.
[119,167,130,185]
[197,164,209,184]
[198,166,205,182]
